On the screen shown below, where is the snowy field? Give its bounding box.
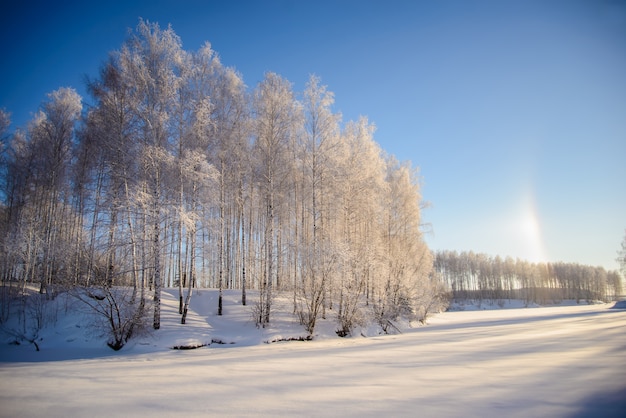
[1,289,625,417]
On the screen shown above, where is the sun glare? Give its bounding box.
[517,191,547,263]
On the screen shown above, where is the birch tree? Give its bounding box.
[295,75,341,334]
[21,88,82,295]
[202,49,249,315]
[78,52,154,344]
[252,72,300,326]
[118,19,184,329]
[382,157,438,324]
[335,117,386,335]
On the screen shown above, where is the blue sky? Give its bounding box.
[1,0,625,271]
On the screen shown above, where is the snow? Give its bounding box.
[1,289,625,417]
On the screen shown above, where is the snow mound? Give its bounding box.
[2,288,621,363]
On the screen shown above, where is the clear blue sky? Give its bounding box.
[1,0,625,271]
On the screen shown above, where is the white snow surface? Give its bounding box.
[1,289,625,417]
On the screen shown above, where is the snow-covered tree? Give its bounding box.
[294,75,341,335]
[118,19,184,329]
[199,47,249,315]
[377,157,436,326]
[252,72,301,326]
[334,117,386,335]
[12,88,82,295]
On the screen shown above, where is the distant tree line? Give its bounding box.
[0,20,442,346]
[434,250,623,306]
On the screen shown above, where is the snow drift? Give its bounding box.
[1,289,625,417]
